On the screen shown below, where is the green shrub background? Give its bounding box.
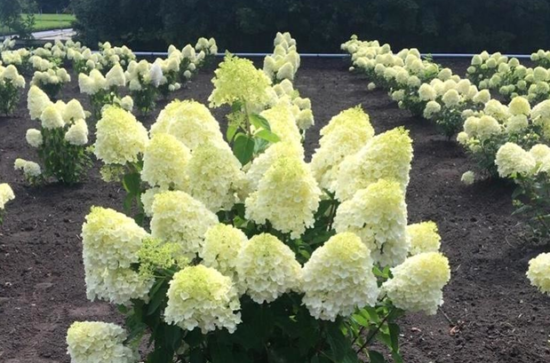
[71,0,550,53]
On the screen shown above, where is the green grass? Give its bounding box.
[0,13,75,35]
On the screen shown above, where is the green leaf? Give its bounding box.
[122,172,141,194]
[326,322,351,361]
[368,350,386,363]
[351,313,369,327]
[362,307,380,324]
[233,134,255,165]
[147,282,169,316]
[146,348,174,363]
[254,137,270,154]
[250,113,271,131]
[185,328,204,348]
[231,100,243,114]
[389,323,400,352]
[227,124,238,142]
[255,129,280,143]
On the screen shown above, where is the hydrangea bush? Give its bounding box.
[16,86,92,184]
[495,141,550,237]
[0,64,26,115]
[79,65,131,119]
[29,55,71,99]
[69,50,452,362]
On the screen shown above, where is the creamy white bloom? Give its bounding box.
[407,222,441,255]
[81,207,152,304]
[527,253,550,295]
[311,106,374,191]
[105,63,126,88]
[27,85,52,120]
[65,119,89,146]
[302,232,379,321]
[141,133,190,190]
[40,104,65,129]
[26,128,43,148]
[382,252,451,315]
[236,233,302,303]
[245,156,321,239]
[495,143,536,178]
[94,106,149,165]
[0,183,15,210]
[335,127,413,201]
[66,321,137,363]
[461,171,475,185]
[14,158,42,177]
[151,100,225,150]
[185,141,245,211]
[200,224,248,281]
[334,179,409,267]
[165,265,241,333]
[150,191,218,259]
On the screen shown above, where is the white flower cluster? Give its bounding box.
[165,265,241,333]
[125,59,163,91]
[527,253,550,295]
[185,142,246,211]
[150,191,219,259]
[382,252,451,315]
[334,179,409,267]
[98,42,136,69]
[1,47,30,67]
[195,37,218,56]
[0,183,15,211]
[245,140,304,194]
[200,224,248,281]
[31,63,71,92]
[407,221,441,255]
[311,106,375,191]
[236,233,302,303]
[467,50,550,104]
[151,100,226,150]
[81,207,153,304]
[263,32,301,82]
[302,232,379,321]
[14,158,41,178]
[245,156,321,238]
[0,64,25,88]
[495,142,537,178]
[335,127,413,201]
[141,133,191,190]
[267,79,315,131]
[66,321,137,363]
[94,106,149,165]
[25,86,89,145]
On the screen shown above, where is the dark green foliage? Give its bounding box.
[36,0,70,13]
[0,0,37,38]
[72,0,550,53]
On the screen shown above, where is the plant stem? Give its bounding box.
[355,307,395,354]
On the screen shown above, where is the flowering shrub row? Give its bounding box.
[342,36,489,139]
[343,37,550,313]
[466,51,550,104]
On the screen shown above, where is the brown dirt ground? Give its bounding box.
[0,58,549,363]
